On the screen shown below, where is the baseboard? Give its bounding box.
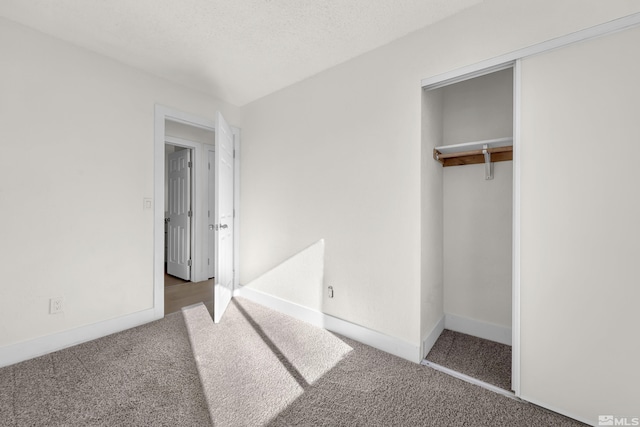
[0,308,160,368]
[421,315,445,359]
[234,286,422,363]
[445,313,512,345]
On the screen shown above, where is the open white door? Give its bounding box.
[213,112,234,323]
[167,148,191,281]
[207,148,215,279]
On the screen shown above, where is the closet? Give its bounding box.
[424,67,514,391]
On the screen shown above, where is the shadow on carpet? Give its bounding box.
[183,298,585,427]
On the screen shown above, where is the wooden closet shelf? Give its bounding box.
[433,137,513,167]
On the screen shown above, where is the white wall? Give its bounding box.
[239,0,640,351]
[443,162,512,328]
[442,69,513,145]
[166,120,215,145]
[0,17,239,351]
[240,56,423,345]
[520,24,640,422]
[243,239,325,310]
[441,69,513,331]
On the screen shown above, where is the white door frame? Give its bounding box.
[153,105,240,319]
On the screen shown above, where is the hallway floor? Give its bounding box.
[164,272,213,315]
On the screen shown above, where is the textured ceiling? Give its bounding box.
[0,0,482,106]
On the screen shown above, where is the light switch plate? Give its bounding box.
[143,198,152,210]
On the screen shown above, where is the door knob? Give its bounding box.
[220,224,229,229]
[209,224,214,230]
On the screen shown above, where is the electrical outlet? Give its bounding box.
[50,297,64,314]
[328,286,334,298]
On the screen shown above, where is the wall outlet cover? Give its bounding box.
[50,297,64,314]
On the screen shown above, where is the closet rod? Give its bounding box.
[433,137,513,169]
[435,145,511,160]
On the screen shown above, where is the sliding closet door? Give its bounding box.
[519,26,640,422]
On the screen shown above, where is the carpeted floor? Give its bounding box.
[0,313,211,427]
[426,329,512,391]
[0,298,585,426]
[183,298,585,427]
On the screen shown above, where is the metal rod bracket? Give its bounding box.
[482,144,494,180]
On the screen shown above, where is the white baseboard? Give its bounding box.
[445,313,512,345]
[0,308,160,368]
[234,286,422,363]
[422,315,445,358]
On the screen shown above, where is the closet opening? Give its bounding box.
[422,66,515,393]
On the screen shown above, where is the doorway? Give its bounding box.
[163,142,215,314]
[421,66,517,394]
[153,105,239,323]
[165,144,192,281]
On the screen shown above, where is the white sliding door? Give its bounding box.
[519,25,640,423]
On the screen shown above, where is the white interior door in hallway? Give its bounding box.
[167,148,192,281]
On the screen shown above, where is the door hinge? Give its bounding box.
[233,209,235,218]
[208,210,210,218]
[187,259,192,267]
[188,161,192,168]
[207,258,210,265]
[233,149,236,159]
[208,162,210,170]
[187,210,192,217]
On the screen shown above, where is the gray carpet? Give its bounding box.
[426,329,512,391]
[183,298,585,426]
[0,312,211,427]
